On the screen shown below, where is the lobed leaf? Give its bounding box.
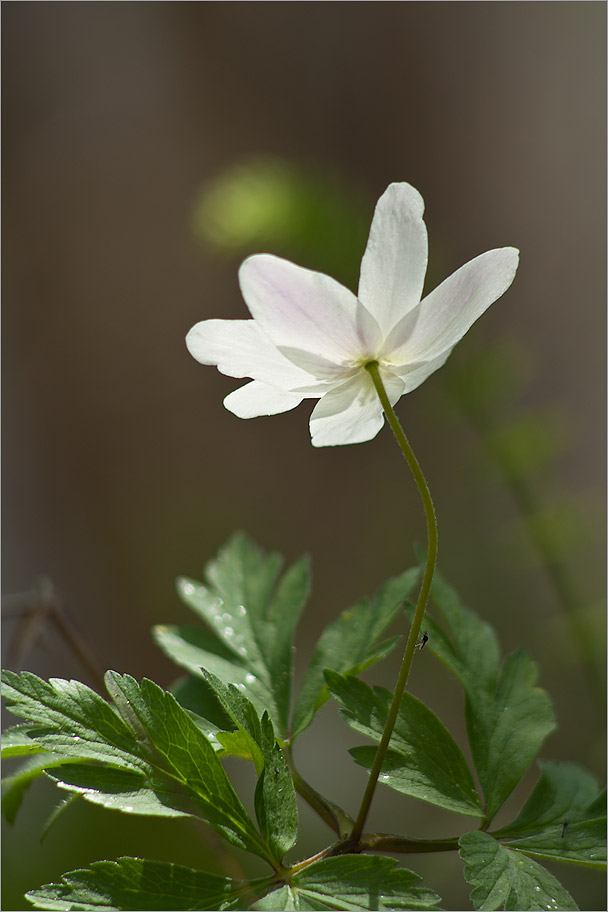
[155,533,310,738]
[326,671,483,817]
[254,855,441,911]
[200,669,298,857]
[291,568,419,738]
[494,761,601,838]
[466,651,556,821]
[503,817,606,869]
[25,856,268,911]
[408,573,556,821]
[459,831,579,911]
[2,669,274,863]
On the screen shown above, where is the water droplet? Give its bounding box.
[123,805,134,812]
[214,597,224,610]
[236,605,247,616]
[534,886,541,891]
[182,582,195,596]
[238,646,247,656]
[222,613,232,624]
[238,683,246,692]
[213,615,223,625]
[380,773,390,781]
[73,736,81,742]
[245,673,256,684]
[224,626,234,638]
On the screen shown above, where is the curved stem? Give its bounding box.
[350,363,438,842]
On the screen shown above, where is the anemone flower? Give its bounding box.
[186,183,518,446]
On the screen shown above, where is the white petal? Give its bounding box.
[224,381,303,418]
[239,254,373,365]
[358,183,428,335]
[396,248,519,363]
[309,370,404,447]
[394,348,454,393]
[186,319,321,390]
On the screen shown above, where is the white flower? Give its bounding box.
[186,182,519,447]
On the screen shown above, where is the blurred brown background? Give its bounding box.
[2,3,605,910]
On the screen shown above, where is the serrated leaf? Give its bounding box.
[171,674,235,732]
[252,883,299,910]
[156,533,309,738]
[255,855,440,911]
[254,713,298,857]
[291,568,419,738]
[494,761,601,838]
[46,764,201,818]
[408,574,556,821]
[25,856,268,911]
[459,831,579,911]
[2,671,142,771]
[2,670,275,863]
[406,571,501,694]
[326,671,482,817]
[466,651,556,821]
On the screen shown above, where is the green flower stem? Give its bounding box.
[350,362,438,843]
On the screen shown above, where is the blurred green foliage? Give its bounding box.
[192,158,370,290]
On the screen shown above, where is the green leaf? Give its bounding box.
[2,754,80,824]
[494,761,601,838]
[466,651,556,821]
[255,855,440,911]
[171,674,235,733]
[504,817,606,869]
[200,671,298,857]
[291,568,419,738]
[2,671,142,771]
[155,533,309,738]
[2,670,274,863]
[45,764,201,818]
[459,831,579,911]
[25,856,266,910]
[325,671,483,818]
[1,725,44,758]
[254,713,298,857]
[409,573,556,821]
[408,571,501,694]
[252,884,299,910]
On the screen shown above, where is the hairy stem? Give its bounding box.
[351,363,438,842]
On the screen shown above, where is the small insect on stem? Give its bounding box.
[561,821,569,838]
[417,630,429,651]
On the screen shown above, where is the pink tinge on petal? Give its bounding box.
[397,247,519,364]
[239,254,370,364]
